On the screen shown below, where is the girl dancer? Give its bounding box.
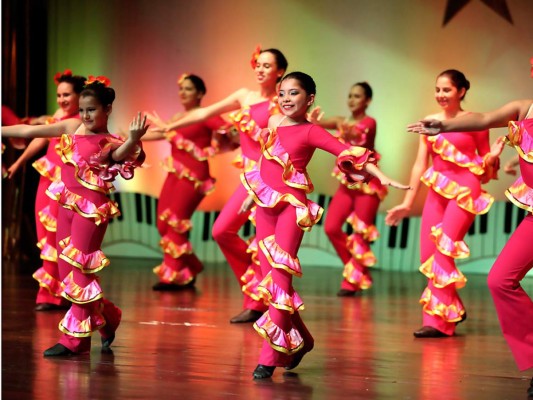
[2,76,146,356]
[312,82,387,296]
[386,70,500,338]
[142,73,228,290]
[407,58,533,396]
[7,70,86,311]
[240,71,409,379]
[148,47,288,323]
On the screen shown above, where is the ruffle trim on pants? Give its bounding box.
[47,180,120,226]
[421,167,493,215]
[240,263,265,302]
[61,271,103,304]
[346,211,379,242]
[419,255,467,289]
[161,157,215,195]
[346,234,377,267]
[419,287,465,323]
[38,205,57,232]
[59,307,106,338]
[253,310,304,355]
[153,262,194,285]
[32,267,63,298]
[342,259,373,290]
[159,235,193,258]
[39,240,58,262]
[259,235,302,277]
[58,236,110,274]
[246,237,260,266]
[505,177,533,213]
[429,224,470,259]
[257,271,305,313]
[241,168,323,232]
[159,209,193,233]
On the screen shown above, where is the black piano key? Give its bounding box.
[504,202,514,234]
[112,192,123,221]
[344,222,354,236]
[134,193,143,223]
[468,220,475,235]
[388,225,398,248]
[243,219,252,236]
[399,218,410,249]
[316,194,327,226]
[479,213,488,234]
[517,208,526,228]
[202,212,212,241]
[144,195,153,225]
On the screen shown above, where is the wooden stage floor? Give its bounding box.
[2,258,532,400]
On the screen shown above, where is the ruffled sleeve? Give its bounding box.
[336,146,375,186]
[88,135,145,182]
[479,152,500,184]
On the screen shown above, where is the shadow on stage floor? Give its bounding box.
[2,258,532,400]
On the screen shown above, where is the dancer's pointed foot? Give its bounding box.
[253,364,276,379]
[413,326,449,338]
[230,309,263,323]
[527,377,533,397]
[43,343,74,357]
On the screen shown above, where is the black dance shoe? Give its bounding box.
[253,364,276,379]
[527,377,533,397]
[43,343,74,357]
[101,333,115,349]
[230,309,263,323]
[413,326,449,338]
[336,289,357,297]
[152,278,196,291]
[35,302,69,312]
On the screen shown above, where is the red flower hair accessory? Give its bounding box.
[250,44,262,69]
[177,73,190,85]
[53,69,73,85]
[85,75,111,87]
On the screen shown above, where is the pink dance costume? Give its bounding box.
[324,116,387,292]
[212,99,280,312]
[418,129,498,335]
[487,112,533,371]
[241,121,375,367]
[33,115,80,307]
[153,117,227,286]
[46,132,144,352]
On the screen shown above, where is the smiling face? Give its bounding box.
[79,95,110,133]
[254,51,283,87]
[179,78,203,109]
[347,85,370,114]
[278,78,314,122]
[434,75,464,112]
[56,82,80,117]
